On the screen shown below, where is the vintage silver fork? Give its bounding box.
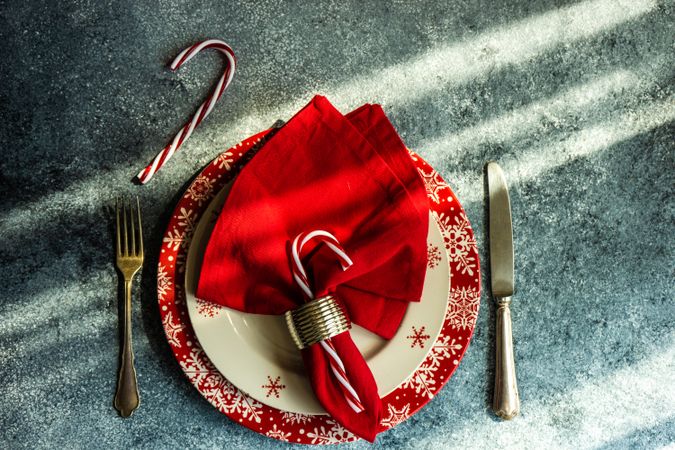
[113,197,143,417]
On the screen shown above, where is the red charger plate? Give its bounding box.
[158,129,481,444]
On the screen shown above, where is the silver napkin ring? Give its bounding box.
[285,295,351,350]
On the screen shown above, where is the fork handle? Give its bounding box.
[114,278,140,417]
[493,297,519,420]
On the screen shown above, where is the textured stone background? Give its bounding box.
[1,0,673,448]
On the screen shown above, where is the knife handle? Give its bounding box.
[493,297,520,420]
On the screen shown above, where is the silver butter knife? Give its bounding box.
[487,161,520,420]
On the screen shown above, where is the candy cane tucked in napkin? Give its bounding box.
[291,230,364,413]
[196,96,429,441]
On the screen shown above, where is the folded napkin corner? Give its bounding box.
[197,95,429,441]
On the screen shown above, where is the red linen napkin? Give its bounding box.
[196,95,429,441]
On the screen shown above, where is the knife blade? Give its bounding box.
[486,161,519,420]
[488,162,515,297]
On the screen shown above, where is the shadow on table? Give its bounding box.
[594,417,675,450]
[135,172,200,388]
[0,1,672,442]
[481,164,499,417]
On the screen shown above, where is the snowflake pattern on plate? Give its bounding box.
[157,129,480,444]
[197,297,223,318]
[402,328,461,399]
[427,335,463,367]
[446,286,481,331]
[435,211,478,276]
[204,375,264,423]
[281,411,312,425]
[185,175,216,206]
[163,226,186,252]
[214,151,234,171]
[162,208,198,253]
[262,376,286,398]
[417,167,448,204]
[176,208,197,242]
[162,311,185,348]
[180,346,264,423]
[407,326,430,348]
[157,264,172,303]
[306,420,352,445]
[266,424,291,442]
[427,243,442,269]
[381,404,411,429]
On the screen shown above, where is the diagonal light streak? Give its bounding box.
[439,98,675,206]
[420,69,641,164]
[0,0,657,238]
[415,333,675,450]
[327,0,657,110]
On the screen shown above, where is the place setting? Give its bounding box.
[113,39,514,444]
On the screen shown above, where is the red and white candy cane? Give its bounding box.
[291,230,365,414]
[136,39,236,184]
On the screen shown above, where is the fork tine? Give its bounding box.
[129,201,136,256]
[115,198,121,256]
[136,197,144,256]
[123,200,129,256]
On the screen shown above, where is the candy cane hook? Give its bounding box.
[136,39,236,184]
[291,231,365,413]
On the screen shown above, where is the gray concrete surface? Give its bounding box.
[1,0,673,448]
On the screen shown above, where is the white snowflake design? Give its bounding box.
[157,264,172,303]
[380,404,411,429]
[162,227,185,251]
[177,207,197,241]
[435,211,477,276]
[306,420,354,445]
[426,334,463,368]
[162,311,185,348]
[417,167,447,204]
[163,208,198,252]
[427,243,442,269]
[281,411,311,425]
[402,330,459,399]
[214,151,234,171]
[185,175,216,206]
[197,297,223,318]
[265,424,290,442]
[205,374,263,423]
[180,347,263,423]
[179,346,216,385]
[402,361,437,399]
[446,286,480,331]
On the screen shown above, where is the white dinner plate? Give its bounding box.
[185,182,450,414]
